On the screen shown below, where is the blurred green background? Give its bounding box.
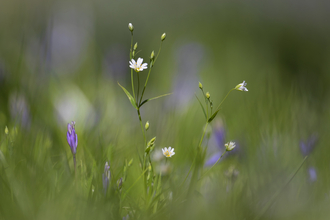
[1,0,330,219]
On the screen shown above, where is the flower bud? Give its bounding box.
[161,33,166,41]
[145,121,150,131]
[150,51,155,61]
[134,42,138,51]
[206,92,210,99]
[128,23,134,32]
[128,158,133,167]
[145,137,156,153]
[132,51,135,57]
[5,126,8,135]
[199,82,203,89]
[225,141,236,151]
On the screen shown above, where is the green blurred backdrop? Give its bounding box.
[0,0,330,219]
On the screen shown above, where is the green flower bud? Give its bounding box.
[145,137,156,153]
[150,51,155,61]
[199,82,203,89]
[128,23,134,32]
[206,92,210,99]
[134,42,138,51]
[5,126,8,135]
[161,33,166,41]
[128,158,133,167]
[132,51,135,57]
[145,121,150,131]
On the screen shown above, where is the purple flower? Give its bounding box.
[308,167,317,182]
[205,123,240,167]
[67,121,78,155]
[102,161,111,194]
[299,134,318,156]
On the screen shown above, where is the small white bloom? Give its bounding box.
[225,141,236,151]
[129,58,148,72]
[235,81,248,92]
[128,23,134,32]
[162,147,175,158]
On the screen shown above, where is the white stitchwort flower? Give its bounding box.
[162,147,175,158]
[235,81,248,92]
[129,58,148,72]
[225,141,236,151]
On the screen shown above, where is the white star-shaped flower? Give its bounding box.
[225,141,236,151]
[162,147,175,158]
[129,58,148,72]
[235,81,248,92]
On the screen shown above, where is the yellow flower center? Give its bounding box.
[164,151,170,157]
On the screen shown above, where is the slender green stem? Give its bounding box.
[180,157,196,188]
[130,34,136,100]
[130,33,133,58]
[198,150,226,181]
[142,153,147,199]
[214,88,235,112]
[153,41,163,64]
[131,70,136,101]
[139,42,163,105]
[137,71,140,102]
[180,122,209,187]
[73,154,76,174]
[205,97,209,119]
[121,167,149,204]
[198,122,209,149]
[139,64,152,105]
[137,109,146,146]
[253,156,308,220]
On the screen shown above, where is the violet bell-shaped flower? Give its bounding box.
[102,161,111,194]
[67,121,78,155]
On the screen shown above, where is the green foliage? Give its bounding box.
[0,3,330,220]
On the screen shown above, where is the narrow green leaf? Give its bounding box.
[195,94,207,120]
[122,168,149,202]
[208,109,220,123]
[139,93,172,107]
[118,82,138,110]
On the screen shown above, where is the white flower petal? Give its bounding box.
[137,58,143,65]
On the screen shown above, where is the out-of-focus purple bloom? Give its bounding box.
[67,121,78,155]
[122,214,129,220]
[308,167,317,182]
[205,152,223,167]
[102,161,111,195]
[213,125,225,148]
[299,134,318,156]
[205,122,239,167]
[167,42,207,112]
